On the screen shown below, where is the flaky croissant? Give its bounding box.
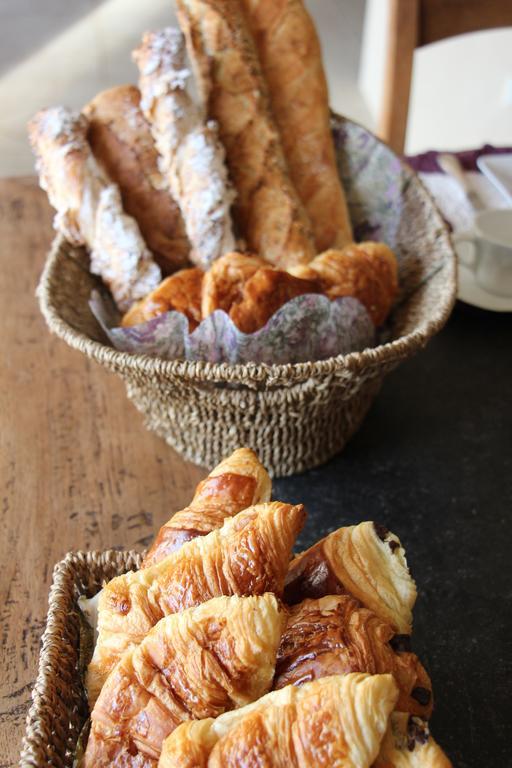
[176,0,316,268]
[142,447,271,568]
[291,243,399,326]
[284,521,417,635]
[122,267,204,330]
[87,502,305,704]
[83,594,284,767]
[201,251,320,332]
[241,0,353,252]
[274,595,432,718]
[229,267,321,334]
[373,712,453,767]
[159,673,399,767]
[84,84,191,275]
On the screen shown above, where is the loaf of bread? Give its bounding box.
[176,0,316,268]
[241,0,353,251]
[85,85,191,275]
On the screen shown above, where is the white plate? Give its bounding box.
[457,251,512,312]
[477,155,512,205]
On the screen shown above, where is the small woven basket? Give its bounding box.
[37,116,457,476]
[20,550,141,768]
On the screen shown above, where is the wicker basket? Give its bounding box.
[37,115,457,477]
[20,550,141,768]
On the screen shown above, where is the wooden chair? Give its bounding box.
[379,0,512,153]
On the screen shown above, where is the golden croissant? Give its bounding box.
[291,243,399,326]
[83,594,284,767]
[274,595,433,718]
[122,267,204,330]
[142,447,272,568]
[87,501,305,704]
[373,712,453,767]
[159,673,399,767]
[284,521,417,635]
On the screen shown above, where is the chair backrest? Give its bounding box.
[378,0,512,152]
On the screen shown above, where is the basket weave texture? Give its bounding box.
[37,116,457,476]
[20,551,141,768]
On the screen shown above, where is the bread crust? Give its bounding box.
[241,0,353,251]
[176,0,316,268]
[85,85,191,275]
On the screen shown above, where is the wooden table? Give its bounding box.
[2,177,512,768]
[0,177,205,767]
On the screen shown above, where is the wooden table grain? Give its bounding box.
[0,177,205,768]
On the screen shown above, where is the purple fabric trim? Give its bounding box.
[405,144,512,173]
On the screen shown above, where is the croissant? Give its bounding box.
[373,712,453,767]
[241,0,353,252]
[284,521,417,635]
[133,28,236,269]
[28,107,161,311]
[122,267,204,330]
[159,673,399,767]
[84,84,191,274]
[274,595,433,718]
[201,252,267,317]
[142,447,271,567]
[176,0,316,268]
[229,268,321,334]
[87,501,305,704]
[201,252,321,332]
[83,594,284,767]
[291,243,399,326]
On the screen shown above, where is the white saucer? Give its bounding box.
[457,255,512,312]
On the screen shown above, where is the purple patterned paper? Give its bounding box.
[90,291,374,365]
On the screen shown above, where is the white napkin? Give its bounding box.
[419,172,509,232]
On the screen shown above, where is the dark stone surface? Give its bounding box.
[274,301,512,768]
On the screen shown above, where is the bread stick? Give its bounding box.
[133,27,236,270]
[241,0,353,251]
[28,106,161,311]
[85,85,190,274]
[176,0,316,268]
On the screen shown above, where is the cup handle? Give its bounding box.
[454,231,477,268]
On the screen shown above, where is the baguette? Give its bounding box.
[241,0,353,251]
[176,0,316,268]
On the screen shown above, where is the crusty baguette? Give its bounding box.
[28,106,161,311]
[176,0,316,268]
[85,85,191,275]
[241,0,353,251]
[133,27,236,270]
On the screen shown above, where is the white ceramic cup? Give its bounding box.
[454,209,512,297]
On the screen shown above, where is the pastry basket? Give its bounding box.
[20,550,141,768]
[38,115,457,477]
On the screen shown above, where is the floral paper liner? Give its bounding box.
[90,290,375,365]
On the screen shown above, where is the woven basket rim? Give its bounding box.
[37,115,457,385]
[20,549,141,768]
